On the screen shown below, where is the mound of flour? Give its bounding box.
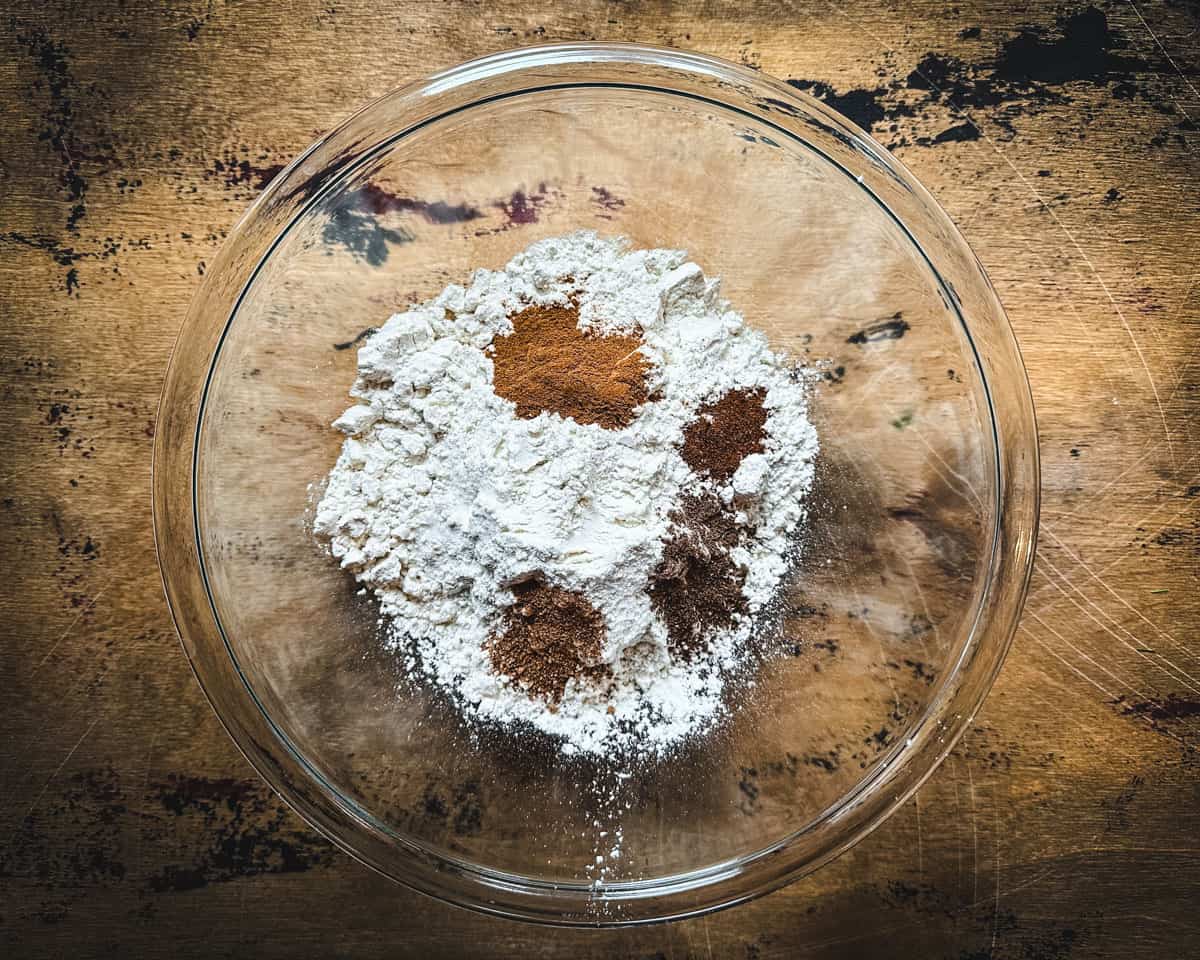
[315,231,818,756]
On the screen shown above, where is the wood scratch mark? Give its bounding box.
[1000,863,1059,899]
[1027,458,1199,606]
[1042,526,1200,670]
[132,726,162,877]
[914,789,924,880]
[1127,0,1200,107]
[1033,557,1200,694]
[1021,679,1142,763]
[992,783,1002,952]
[911,426,985,514]
[1051,439,1164,523]
[1105,470,1200,561]
[61,657,117,708]
[1024,623,1195,751]
[5,717,100,848]
[1017,195,1176,468]
[1025,605,1150,698]
[1056,288,1127,397]
[1094,912,1200,933]
[1022,621,1121,701]
[1030,467,1200,598]
[966,760,979,907]
[1164,269,1200,406]
[952,767,963,887]
[106,352,161,387]
[1165,333,1200,407]
[33,585,108,674]
[1,458,68,485]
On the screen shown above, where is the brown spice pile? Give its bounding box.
[648,493,747,662]
[491,303,652,430]
[649,387,770,661]
[486,579,608,704]
[681,387,768,482]
[486,336,772,690]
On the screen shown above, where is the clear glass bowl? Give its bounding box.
[153,43,1039,925]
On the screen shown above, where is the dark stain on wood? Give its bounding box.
[332,325,379,351]
[1120,695,1200,722]
[357,182,484,224]
[847,313,910,344]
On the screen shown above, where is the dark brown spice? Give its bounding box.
[487,578,608,704]
[648,493,747,662]
[680,387,768,482]
[486,320,769,690]
[490,303,652,430]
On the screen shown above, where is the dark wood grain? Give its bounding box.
[2,1,1198,956]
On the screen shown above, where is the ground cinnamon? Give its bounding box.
[487,578,607,704]
[680,387,768,483]
[490,303,652,429]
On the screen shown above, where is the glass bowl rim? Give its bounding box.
[152,40,1041,926]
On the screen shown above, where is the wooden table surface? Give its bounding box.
[2,1,1198,956]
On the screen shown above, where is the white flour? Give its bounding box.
[315,232,818,756]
